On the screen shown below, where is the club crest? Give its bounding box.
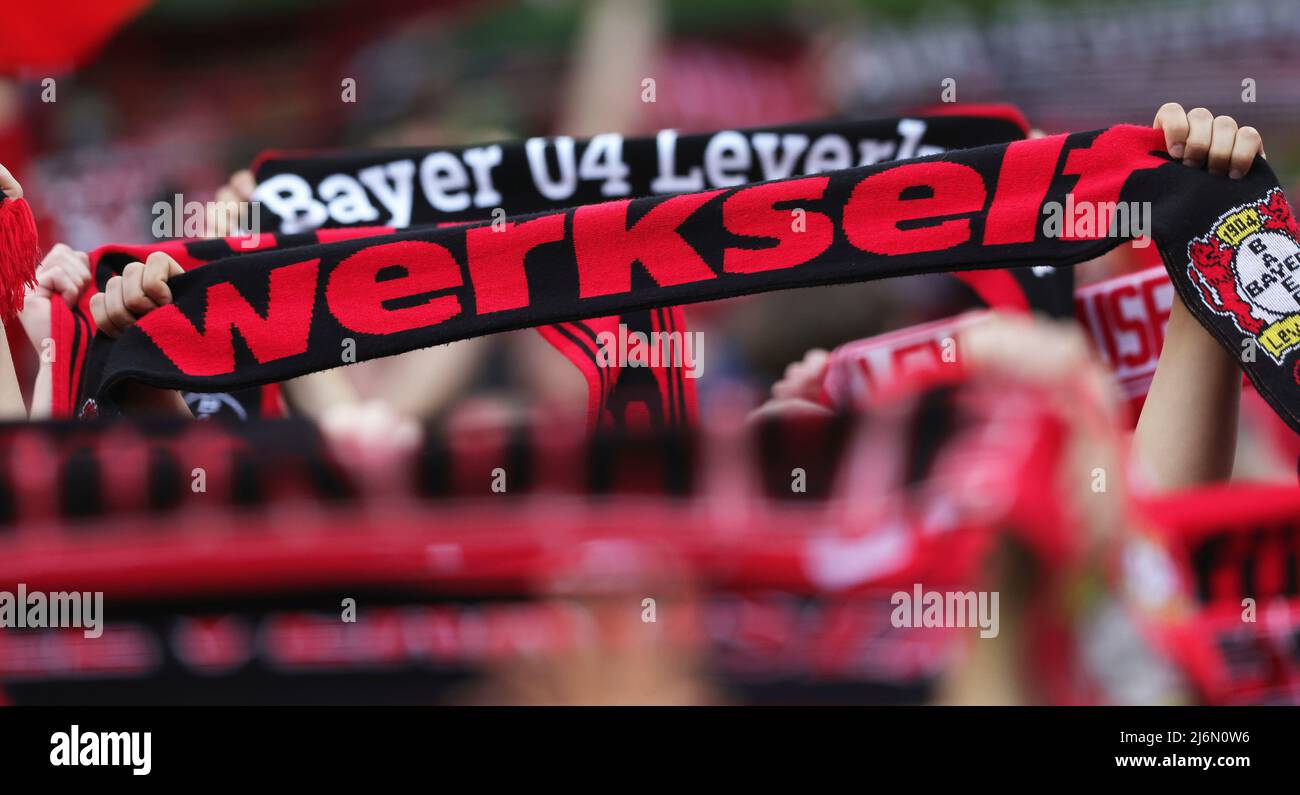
[1187,187,1300,363]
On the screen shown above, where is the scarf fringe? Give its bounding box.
[0,197,40,319]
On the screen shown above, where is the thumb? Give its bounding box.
[0,162,22,200]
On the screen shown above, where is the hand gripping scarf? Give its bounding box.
[57,228,396,420]
[65,230,699,428]
[82,125,1300,437]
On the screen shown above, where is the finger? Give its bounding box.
[46,255,92,301]
[775,371,824,402]
[38,246,72,278]
[0,162,21,200]
[1153,102,1189,159]
[103,276,135,332]
[141,252,182,305]
[43,270,82,305]
[121,261,158,315]
[747,398,835,423]
[40,246,88,282]
[70,249,92,281]
[788,361,817,385]
[1182,107,1214,167]
[42,253,76,280]
[40,242,70,267]
[90,293,118,337]
[803,348,830,370]
[230,170,256,201]
[1229,126,1263,179]
[65,256,92,287]
[37,267,78,299]
[59,282,82,305]
[1206,115,1238,176]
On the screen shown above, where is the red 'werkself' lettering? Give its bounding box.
[1060,126,1168,240]
[723,177,833,273]
[572,190,723,297]
[466,213,566,313]
[984,135,1067,245]
[326,240,463,334]
[136,259,320,376]
[842,162,987,255]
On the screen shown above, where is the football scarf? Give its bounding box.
[822,266,1176,420]
[251,109,1031,230]
[1129,484,1300,704]
[66,111,1053,421]
[82,126,1300,436]
[246,109,1056,430]
[57,228,397,420]
[821,311,988,411]
[0,363,1093,705]
[1074,265,1175,418]
[252,107,1068,317]
[63,230,697,429]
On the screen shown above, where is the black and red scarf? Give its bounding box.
[79,125,1300,436]
[64,233,699,428]
[250,107,1032,229]
[248,108,1064,428]
[55,228,385,420]
[63,110,1068,424]
[250,105,1069,317]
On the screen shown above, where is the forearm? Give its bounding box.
[29,360,51,419]
[0,324,27,419]
[558,0,662,137]
[380,338,486,419]
[281,369,360,419]
[1132,297,1240,489]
